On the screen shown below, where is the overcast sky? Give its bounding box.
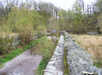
[40,0,96,10]
[0,0,96,10]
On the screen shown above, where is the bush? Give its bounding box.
[19,32,33,46]
[0,37,13,54]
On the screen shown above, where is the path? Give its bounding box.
[0,50,42,75]
[1,32,102,75]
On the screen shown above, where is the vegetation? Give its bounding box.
[0,48,23,65]
[0,0,102,73]
[72,34,102,68]
[0,35,56,75]
[94,61,102,68]
[0,35,13,54]
[0,0,102,34]
[0,1,57,74]
[0,36,44,67]
[64,48,69,75]
[58,2,98,33]
[30,36,56,75]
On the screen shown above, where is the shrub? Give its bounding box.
[0,37,13,54]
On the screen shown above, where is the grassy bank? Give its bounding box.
[64,48,69,75]
[0,36,44,67]
[71,34,102,68]
[35,36,57,75]
[0,34,57,75]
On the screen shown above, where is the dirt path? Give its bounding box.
[0,50,42,75]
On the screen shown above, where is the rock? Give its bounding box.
[11,34,20,47]
[44,35,64,75]
[64,32,102,75]
[47,36,58,43]
[87,32,98,35]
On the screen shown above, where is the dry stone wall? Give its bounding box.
[44,35,65,75]
[64,32,102,75]
[1,32,102,75]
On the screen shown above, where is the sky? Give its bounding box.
[0,0,96,10]
[40,0,96,10]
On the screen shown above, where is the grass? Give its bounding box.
[36,57,49,75]
[0,48,23,64]
[64,48,69,75]
[0,35,57,75]
[94,61,102,68]
[34,36,57,75]
[0,36,44,67]
[71,34,102,68]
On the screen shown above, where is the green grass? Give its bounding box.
[94,61,102,68]
[35,36,57,75]
[36,57,49,75]
[0,35,57,75]
[0,36,44,67]
[0,48,23,64]
[64,48,69,75]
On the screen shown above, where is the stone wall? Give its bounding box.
[44,35,65,75]
[64,32,102,75]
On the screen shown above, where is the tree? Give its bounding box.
[95,0,102,13]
